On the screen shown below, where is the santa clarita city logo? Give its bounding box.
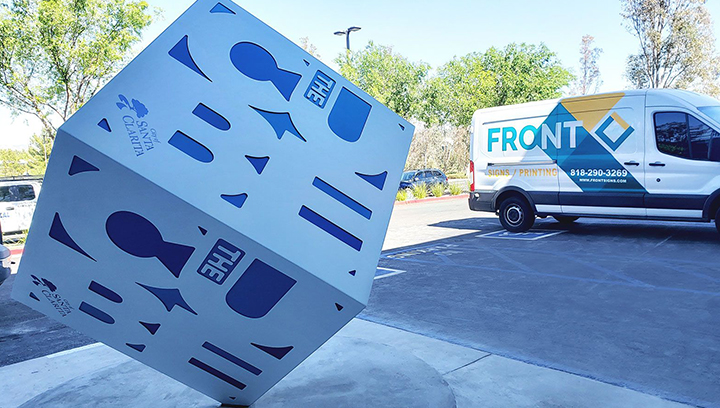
[117,94,160,157]
[31,275,73,317]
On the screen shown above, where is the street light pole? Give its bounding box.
[334,26,362,51]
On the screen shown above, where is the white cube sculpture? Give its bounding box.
[10,0,414,405]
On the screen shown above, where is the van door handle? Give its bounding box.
[649,162,666,167]
[624,161,640,166]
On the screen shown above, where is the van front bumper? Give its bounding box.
[469,190,496,212]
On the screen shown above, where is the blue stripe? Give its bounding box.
[299,206,362,251]
[202,342,261,376]
[188,358,246,390]
[312,178,372,220]
[89,281,123,303]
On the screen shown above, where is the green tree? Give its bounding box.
[427,43,573,127]
[0,148,30,177]
[27,127,53,175]
[0,0,156,138]
[335,41,430,119]
[622,0,720,93]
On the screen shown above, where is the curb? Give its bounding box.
[394,193,468,206]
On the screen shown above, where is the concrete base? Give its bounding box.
[2,319,693,408]
[16,334,455,408]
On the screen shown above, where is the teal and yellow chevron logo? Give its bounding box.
[595,112,634,151]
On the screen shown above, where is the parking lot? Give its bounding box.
[366,198,720,408]
[1,197,719,407]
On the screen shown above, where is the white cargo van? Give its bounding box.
[0,179,41,235]
[468,89,720,233]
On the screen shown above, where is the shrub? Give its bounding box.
[396,189,408,201]
[431,183,445,197]
[411,183,427,199]
[449,183,463,195]
[445,172,466,179]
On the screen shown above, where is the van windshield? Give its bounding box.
[698,106,720,126]
[0,185,35,202]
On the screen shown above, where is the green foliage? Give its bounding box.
[0,0,156,136]
[445,172,466,179]
[411,183,427,199]
[424,43,573,127]
[396,189,408,201]
[27,127,53,175]
[430,183,445,198]
[449,183,463,196]
[622,0,720,93]
[0,148,30,177]
[335,42,430,119]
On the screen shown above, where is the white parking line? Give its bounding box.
[374,267,408,280]
[377,267,405,273]
[476,230,567,241]
[374,270,408,280]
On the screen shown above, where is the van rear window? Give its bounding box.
[0,185,36,202]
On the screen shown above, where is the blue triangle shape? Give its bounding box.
[245,156,270,175]
[49,213,96,261]
[251,343,293,360]
[98,118,111,132]
[210,2,235,14]
[140,321,161,335]
[221,193,248,209]
[69,156,100,176]
[198,226,208,236]
[356,171,388,191]
[126,343,146,352]
[349,270,356,276]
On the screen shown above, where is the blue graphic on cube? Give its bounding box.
[197,239,246,285]
[305,70,336,109]
[9,0,414,406]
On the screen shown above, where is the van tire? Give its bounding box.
[553,215,579,224]
[715,207,720,234]
[499,197,535,232]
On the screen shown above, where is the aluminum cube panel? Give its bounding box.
[11,0,414,405]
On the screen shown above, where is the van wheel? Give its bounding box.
[499,197,535,232]
[553,216,579,224]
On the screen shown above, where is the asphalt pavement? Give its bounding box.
[1,261,94,367]
[365,198,720,408]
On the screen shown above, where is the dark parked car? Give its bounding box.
[399,169,448,190]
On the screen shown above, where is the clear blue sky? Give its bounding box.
[2,0,720,149]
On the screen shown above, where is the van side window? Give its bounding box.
[0,185,36,202]
[655,112,720,161]
[689,115,720,160]
[654,112,690,159]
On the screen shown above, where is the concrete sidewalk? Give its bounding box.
[0,318,690,408]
